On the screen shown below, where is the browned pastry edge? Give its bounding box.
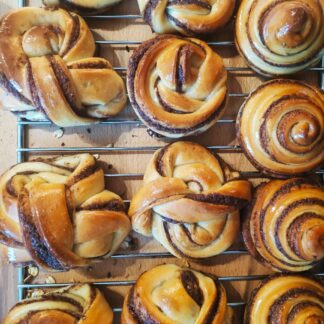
[236,79,324,178]
[127,34,227,136]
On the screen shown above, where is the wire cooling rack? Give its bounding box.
[14,0,324,318]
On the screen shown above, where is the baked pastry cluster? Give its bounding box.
[237,80,324,178]
[128,35,228,138]
[43,0,123,14]
[122,264,234,324]
[235,0,324,76]
[0,154,131,270]
[129,141,252,259]
[3,284,113,324]
[242,178,324,272]
[245,274,324,324]
[0,7,126,127]
[137,0,236,35]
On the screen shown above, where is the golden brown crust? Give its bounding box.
[0,154,131,270]
[244,274,324,324]
[0,7,126,127]
[129,141,252,259]
[138,0,236,35]
[121,264,234,324]
[235,0,324,76]
[242,178,324,272]
[236,79,324,178]
[3,284,113,324]
[127,35,227,138]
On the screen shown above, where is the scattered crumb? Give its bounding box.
[93,154,100,160]
[45,276,56,284]
[126,45,130,52]
[54,128,64,139]
[106,143,114,148]
[107,164,113,170]
[147,129,164,138]
[86,128,91,134]
[27,289,45,299]
[61,142,65,147]
[27,266,39,277]
[107,272,112,278]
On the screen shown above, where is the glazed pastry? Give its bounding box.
[0,7,126,127]
[43,0,123,14]
[245,274,324,324]
[0,154,131,270]
[3,284,113,324]
[237,80,324,178]
[138,0,236,35]
[129,141,252,259]
[127,35,227,138]
[122,264,234,324]
[235,0,324,76]
[242,178,324,272]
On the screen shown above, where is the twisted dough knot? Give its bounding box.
[4,284,113,324]
[237,80,324,177]
[138,0,236,35]
[0,154,131,270]
[245,274,324,324]
[122,264,233,324]
[129,142,252,259]
[128,35,227,138]
[0,7,126,127]
[242,178,324,272]
[235,0,324,76]
[43,0,123,14]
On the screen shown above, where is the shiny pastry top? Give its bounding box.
[245,274,324,324]
[3,284,113,324]
[129,141,252,259]
[122,264,234,324]
[235,0,324,76]
[0,7,126,127]
[127,35,228,138]
[43,0,123,14]
[138,0,236,35]
[0,154,131,270]
[237,79,324,178]
[242,178,324,272]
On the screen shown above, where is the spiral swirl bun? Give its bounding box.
[237,80,324,178]
[122,264,233,324]
[127,35,227,138]
[129,142,252,259]
[242,178,324,272]
[245,274,324,324]
[138,0,236,35]
[0,7,126,127]
[43,0,123,14]
[4,284,113,324]
[0,154,131,270]
[235,0,324,76]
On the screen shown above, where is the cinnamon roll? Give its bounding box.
[242,178,324,272]
[0,7,126,127]
[235,0,324,76]
[129,141,252,259]
[0,154,131,270]
[43,0,123,14]
[138,0,236,35]
[237,80,324,178]
[3,284,113,324]
[127,35,228,138]
[122,264,234,324]
[245,274,324,324]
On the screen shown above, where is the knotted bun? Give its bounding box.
[235,0,324,76]
[122,264,233,324]
[138,0,236,35]
[237,80,324,178]
[127,35,227,138]
[129,141,252,259]
[43,0,123,14]
[0,154,131,270]
[242,178,324,272]
[245,274,324,324]
[0,7,126,127]
[4,284,113,324]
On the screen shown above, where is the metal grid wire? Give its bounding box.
[15,0,324,314]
